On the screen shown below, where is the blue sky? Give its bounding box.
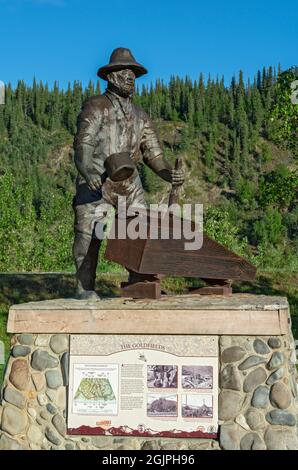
[0,0,297,89]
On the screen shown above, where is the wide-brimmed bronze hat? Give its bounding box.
[97,47,148,80]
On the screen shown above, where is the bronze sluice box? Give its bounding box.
[102,210,256,299]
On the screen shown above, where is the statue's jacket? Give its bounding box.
[73,90,165,207]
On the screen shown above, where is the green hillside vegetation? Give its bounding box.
[0,68,297,376]
[0,68,297,274]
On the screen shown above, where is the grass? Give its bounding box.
[0,271,297,388]
[0,272,125,385]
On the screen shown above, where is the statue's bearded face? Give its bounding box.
[107,69,136,98]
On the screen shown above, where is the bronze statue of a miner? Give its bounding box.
[73,48,184,299]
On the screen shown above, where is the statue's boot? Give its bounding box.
[73,233,101,300]
[75,285,100,301]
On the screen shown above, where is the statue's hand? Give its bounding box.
[171,167,185,186]
[87,176,102,191]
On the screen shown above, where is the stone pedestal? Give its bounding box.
[0,294,297,450]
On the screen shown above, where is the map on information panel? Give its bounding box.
[72,364,118,415]
[74,378,116,401]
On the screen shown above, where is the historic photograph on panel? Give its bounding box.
[147,394,178,417]
[182,394,213,418]
[182,365,213,389]
[147,365,178,388]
